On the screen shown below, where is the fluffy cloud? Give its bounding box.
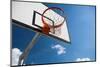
[51,44,66,55]
[76,58,91,62]
[12,48,22,66]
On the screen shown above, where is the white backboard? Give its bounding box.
[12,1,70,43]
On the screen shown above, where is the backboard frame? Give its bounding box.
[12,1,71,43]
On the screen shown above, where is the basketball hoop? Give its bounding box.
[41,7,66,35]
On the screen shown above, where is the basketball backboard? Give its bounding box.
[12,1,70,43]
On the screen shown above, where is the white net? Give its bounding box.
[50,26,61,36]
[43,9,64,26]
[42,8,65,36]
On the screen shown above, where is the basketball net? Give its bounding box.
[42,22,62,35]
[41,7,65,35]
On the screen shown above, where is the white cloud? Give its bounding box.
[51,44,66,55]
[76,58,91,62]
[12,48,22,66]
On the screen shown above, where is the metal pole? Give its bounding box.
[18,32,40,65]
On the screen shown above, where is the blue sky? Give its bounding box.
[12,3,96,65]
